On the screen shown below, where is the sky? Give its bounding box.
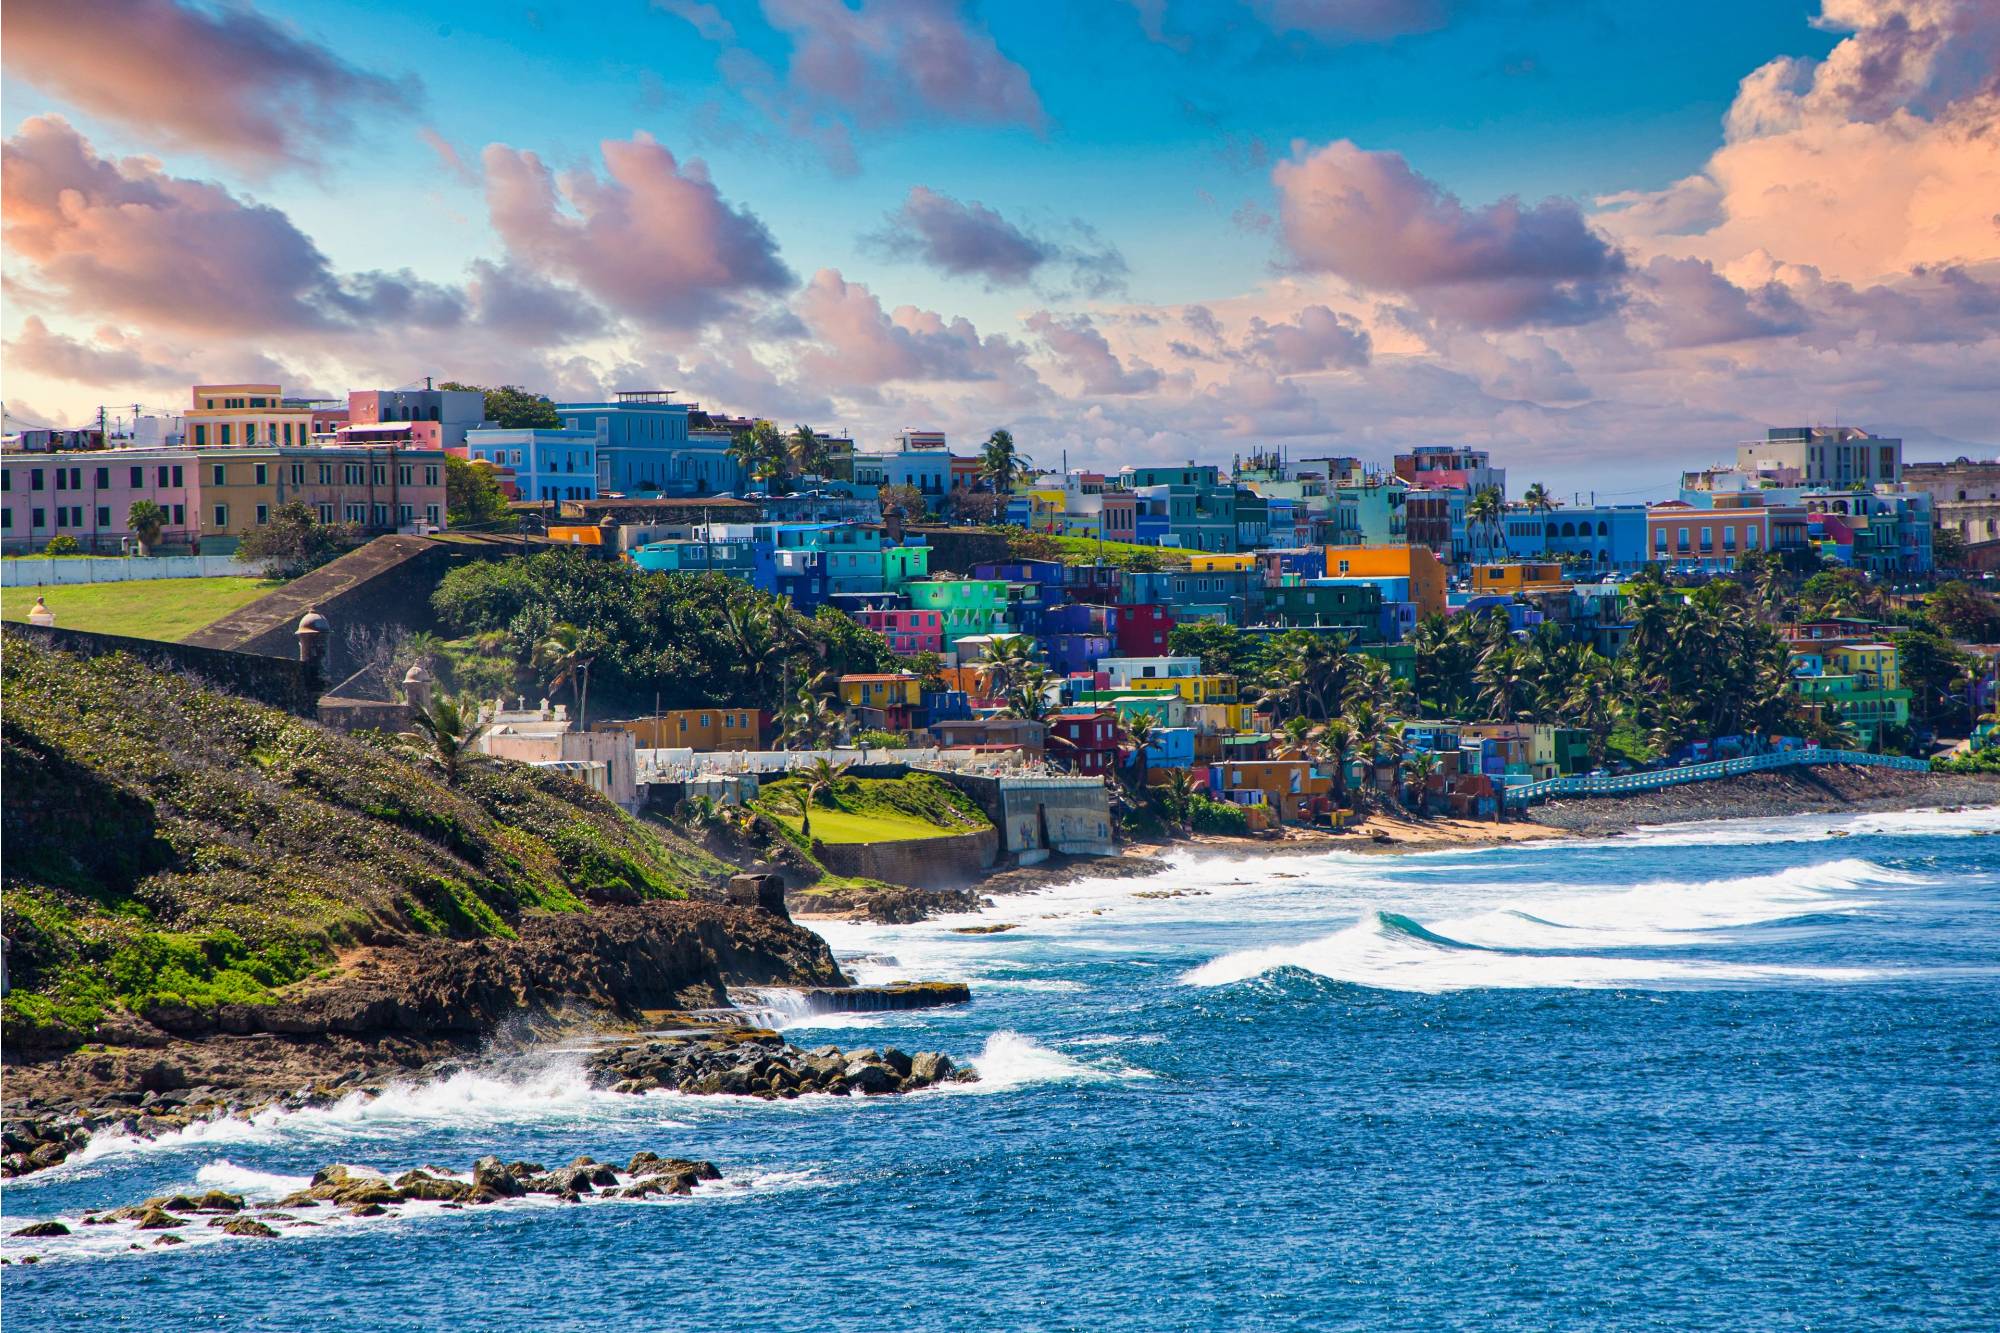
[3,0,1997,495]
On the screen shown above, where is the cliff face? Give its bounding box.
[0,637,837,1058]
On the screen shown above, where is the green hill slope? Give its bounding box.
[1,635,732,1043]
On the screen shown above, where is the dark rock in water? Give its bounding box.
[12,1221,68,1238]
[134,1206,185,1230]
[797,982,971,1012]
[349,1203,389,1217]
[153,1235,185,1247]
[471,1155,524,1198]
[586,1030,967,1099]
[218,1217,279,1237]
[910,1051,953,1085]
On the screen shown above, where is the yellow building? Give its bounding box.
[602,709,767,751]
[1822,642,1901,691]
[1113,672,1240,706]
[1188,552,1257,573]
[1471,561,1566,594]
[185,383,318,450]
[838,673,924,710]
[196,445,446,548]
[1322,544,1447,617]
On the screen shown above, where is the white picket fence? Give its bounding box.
[1507,747,1930,807]
[1,554,276,587]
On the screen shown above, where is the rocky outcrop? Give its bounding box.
[2,1150,727,1262]
[586,1029,966,1099]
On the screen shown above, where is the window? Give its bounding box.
[1,510,9,530]
[95,467,109,489]
[32,508,45,528]
[399,464,413,485]
[54,468,66,491]
[0,471,8,493]
[212,464,227,486]
[399,503,414,523]
[371,503,388,526]
[318,464,332,484]
[282,423,292,445]
[344,463,364,485]
[256,504,269,525]
[254,464,268,486]
[193,424,207,446]
[318,504,334,523]
[425,504,440,527]
[69,467,81,490]
[1699,526,1713,550]
[1677,526,1690,550]
[213,504,229,528]
[244,423,257,446]
[97,506,110,527]
[130,466,143,487]
[372,464,387,486]
[171,504,184,525]
[1746,527,1759,549]
[344,503,365,523]
[424,465,439,486]
[171,465,183,488]
[291,464,304,485]
[218,424,232,446]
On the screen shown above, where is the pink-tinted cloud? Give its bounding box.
[652,0,735,42]
[1632,256,1808,348]
[2,115,463,336]
[4,316,186,385]
[2,0,417,170]
[1242,305,1373,371]
[759,0,1045,131]
[1273,139,1627,328]
[1026,312,1164,394]
[795,268,1034,385]
[482,132,793,330]
[867,186,1128,294]
[419,127,477,187]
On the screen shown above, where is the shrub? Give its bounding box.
[43,535,79,555]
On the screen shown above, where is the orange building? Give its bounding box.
[1470,561,1565,594]
[1322,544,1447,617]
[1207,758,1333,825]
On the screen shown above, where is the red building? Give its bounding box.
[1049,707,1119,776]
[1115,602,1175,657]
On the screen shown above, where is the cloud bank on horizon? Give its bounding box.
[1,0,1995,489]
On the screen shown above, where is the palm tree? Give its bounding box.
[1475,640,1526,723]
[533,623,600,723]
[127,499,168,555]
[788,424,832,480]
[984,634,1041,699]
[802,756,850,811]
[729,419,790,495]
[1317,718,1356,810]
[1159,768,1198,834]
[675,794,723,839]
[1121,711,1158,790]
[1279,714,1315,757]
[408,696,478,787]
[1466,485,1506,561]
[1522,483,1554,515]
[980,429,1029,494]
[780,790,816,841]
[1405,749,1439,813]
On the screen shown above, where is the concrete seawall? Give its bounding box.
[815,828,1000,888]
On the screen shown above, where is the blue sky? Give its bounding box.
[2,0,1991,491]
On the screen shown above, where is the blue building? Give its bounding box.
[1503,504,1650,574]
[557,391,743,497]
[464,427,600,502]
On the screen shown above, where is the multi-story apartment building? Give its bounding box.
[557,391,740,497]
[1904,458,2000,552]
[349,387,486,448]
[1,448,198,554]
[1392,445,1505,497]
[1736,425,1901,488]
[183,383,317,449]
[196,445,446,548]
[1502,504,1651,574]
[465,427,601,503]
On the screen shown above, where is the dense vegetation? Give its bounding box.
[428,550,901,718]
[1,637,727,1042]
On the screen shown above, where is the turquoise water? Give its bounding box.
[6,808,1999,1330]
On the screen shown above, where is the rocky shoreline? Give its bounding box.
[2,1150,732,1265]
[1522,765,2000,836]
[588,1028,965,1098]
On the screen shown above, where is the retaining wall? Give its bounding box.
[814,828,1001,888]
[2,554,278,587]
[5,623,323,716]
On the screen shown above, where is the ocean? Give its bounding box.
[6,807,1998,1330]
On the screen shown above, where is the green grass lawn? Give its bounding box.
[2,577,284,642]
[768,804,965,844]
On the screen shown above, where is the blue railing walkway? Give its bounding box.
[1506,748,1929,808]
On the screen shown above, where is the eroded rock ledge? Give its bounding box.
[588,1029,966,1098]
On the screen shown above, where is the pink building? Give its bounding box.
[1,448,201,554]
[855,607,945,655]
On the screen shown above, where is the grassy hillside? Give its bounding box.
[1,577,285,641]
[1,636,731,1041]
[753,773,991,846]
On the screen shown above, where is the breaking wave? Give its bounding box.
[1182,857,1926,992]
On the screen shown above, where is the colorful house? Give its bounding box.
[602,709,768,752]
[1207,759,1332,824]
[1322,544,1447,618]
[854,607,945,655]
[838,673,924,729]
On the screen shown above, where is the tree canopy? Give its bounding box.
[440,382,561,430]
[445,455,519,531]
